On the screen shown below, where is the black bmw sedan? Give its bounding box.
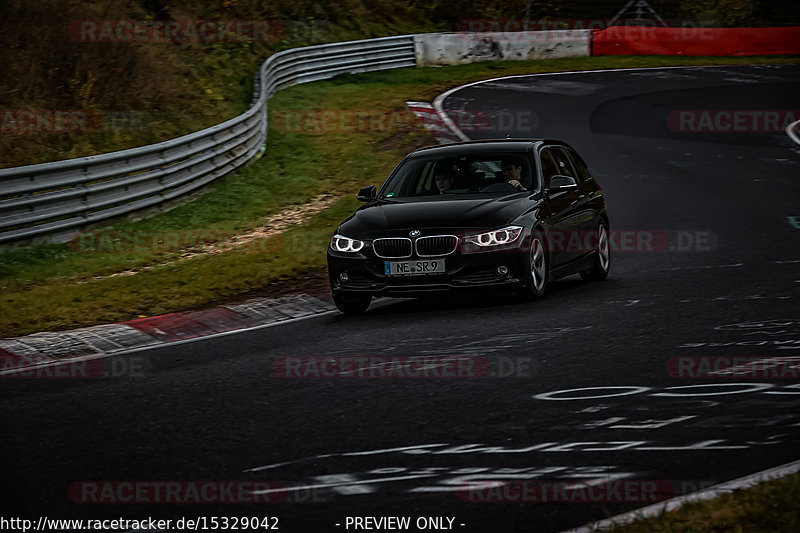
[327,139,610,314]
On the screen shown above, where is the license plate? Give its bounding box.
[385,259,445,276]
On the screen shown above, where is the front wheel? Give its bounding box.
[332,292,372,314]
[524,230,548,299]
[580,221,610,282]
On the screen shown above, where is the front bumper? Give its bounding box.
[327,245,528,297]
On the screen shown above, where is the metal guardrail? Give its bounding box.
[0,35,416,245]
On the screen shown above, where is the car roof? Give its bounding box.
[407,138,570,158]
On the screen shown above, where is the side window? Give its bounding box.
[566,148,590,182]
[497,156,534,190]
[539,149,559,186]
[414,161,436,194]
[550,148,578,179]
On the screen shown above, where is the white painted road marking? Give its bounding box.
[249,473,439,495]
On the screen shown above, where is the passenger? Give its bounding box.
[434,172,454,194]
[501,159,524,191]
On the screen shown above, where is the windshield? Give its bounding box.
[380,153,535,199]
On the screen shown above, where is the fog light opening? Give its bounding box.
[497,265,509,277]
[338,272,349,283]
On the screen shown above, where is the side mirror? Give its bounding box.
[546,175,578,194]
[357,185,377,202]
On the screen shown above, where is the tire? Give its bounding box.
[333,292,372,314]
[524,230,548,299]
[580,220,610,282]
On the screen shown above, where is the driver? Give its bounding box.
[434,172,454,194]
[501,159,524,191]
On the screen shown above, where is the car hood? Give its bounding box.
[338,195,533,237]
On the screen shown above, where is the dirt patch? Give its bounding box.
[98,192,342,280]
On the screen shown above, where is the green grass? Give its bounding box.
[608,471,800,533]
[2,54,799,336]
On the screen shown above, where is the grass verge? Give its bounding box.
[608,471,800,532]
[2,55,799,337]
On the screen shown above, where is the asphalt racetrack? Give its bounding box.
[2,65,800,532]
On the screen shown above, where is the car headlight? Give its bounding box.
[330,234,365,253]
[464,226,523,246]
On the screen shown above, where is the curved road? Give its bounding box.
[2,66,800,532]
